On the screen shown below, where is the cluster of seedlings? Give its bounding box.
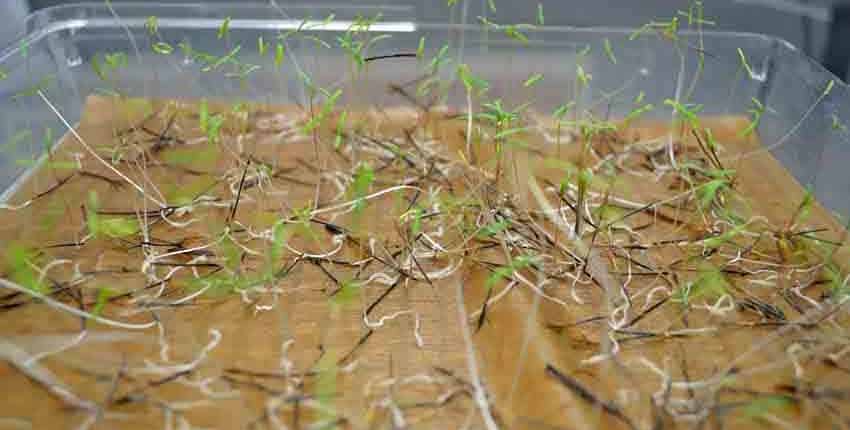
[0,1,849,429]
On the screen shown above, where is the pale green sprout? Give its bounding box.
[218,16,231,39]
[576,64,592,87]
[485,254,537,290]
[552,102,575,120]
[5,245,46,295]
[672,263,729,305]
[630,16,680,41]
[739,97,765,137]
[743,396,793,421]
[664,99,702,129]
[696,176,732,210]
[3,129,32,154]
[679,1,715,26]
[199,99,209,131]
[416,36,426,59]
[603,38,617,64]
[428,44,451,75]
[92,52,127,82]
[274,43,285,67]
[478,17,532,45]
[86,191,140,239]
[201,45,241,72]
[832,113,847,132]
[331,279,361,309]
[337,15,392,72]
[825,79,836,96]
[301,87,343,134]
[737,48,754,78]
[700,224,746,250]
[12,76,54,101]
[314,351,339,424]
[417,44,453,97]
[198,99,225,144]
[334,110,348,149]
[624,103,655,125]
[478,219,509,238]
[349,162,375,214]
[91,287,115,317]
[407,206,424,236]
[145,16,158,35]
[151,42,173,55]
[523,73,544,88]
[537,3,545,25]
[258,36,268,56]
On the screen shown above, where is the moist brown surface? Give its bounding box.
[0,95,848,429]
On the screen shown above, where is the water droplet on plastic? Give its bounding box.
[67,55,82,67]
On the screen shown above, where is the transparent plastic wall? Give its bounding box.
[0,2,847,218]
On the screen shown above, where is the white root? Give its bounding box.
[0,339,96,411]
[0,278,156,330]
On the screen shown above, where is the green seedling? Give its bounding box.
[664,99,703,129]
[348,162,375,214]
[334,110,348,149]
[261,219,291,279]
[623,103,655,126]
[737,48,754,78]
[86,191,140,239]
[739,98,765,137]
[537,3,545,25]
[428,43,451,75]
[576,64,592,87]
[406,206,424,236]
[485,254,536,290]
[91,287,115,317]
[314,351,339,424]
[218,16,232,39]
[165,175,218,206]
[699,224,746,251]
[274,42,285,67]
[337,14,389,72]
[330,279,361,310]
[457,64,489,95]
[742,395,793,421]
[290,206,319,243]
[630,16,680,41]
[3,129,32,154]
[478,17,532,45]
[257,36,268,56]
[12,76,54,101]
[603,38,617,64]
[478,218,509,238]
[832,113,847,132]
[523,73,544,88]
[92,52,128,82]
[672,262,729,305]
[151,42,174,55]
[5,245,46,295]
[145,16,158,35]
[302,87,342,134]
[416,36,426,59]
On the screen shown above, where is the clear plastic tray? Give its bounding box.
[0,1,847,217]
